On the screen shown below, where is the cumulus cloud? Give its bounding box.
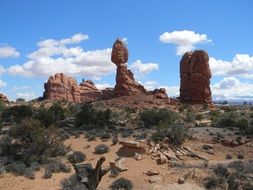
[7,33,115,79]
[210,54,253,78]
[211,77,253,101]
[140,80,179,97]
[95,83,113,90]
[130,60,159,76]
[0,46,20,58]
[159,30,211,55]
[0,80,6,88]
[16,92,37,101]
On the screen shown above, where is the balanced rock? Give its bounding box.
[111,39,147,96]
[79,79,101,102]
[0,93,8,102]
[179,50,212,104]
[43,73,81,103]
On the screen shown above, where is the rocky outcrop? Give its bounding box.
[79,79,101,102]
[111,39,147,96]
[179,50,212,104]
[152,88,168,99]
[43,73,101,103]
[43,73,81,103]
[0,93,8,102]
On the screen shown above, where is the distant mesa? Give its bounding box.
[179,50,212,105]
[111,39,148,96]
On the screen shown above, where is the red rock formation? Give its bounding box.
[0,93,9,102]
[179,50,212,104]
[152,88,168,99]
[111,39,147,96]
[43,73,81,103]
[79,79,101,102]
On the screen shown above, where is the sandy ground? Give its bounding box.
[0,127,252,190]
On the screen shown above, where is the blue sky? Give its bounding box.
[0,0,253,101]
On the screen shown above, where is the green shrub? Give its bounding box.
[185,112,195,122]
[151,124,188,146]
[139,108,178,128]
[111,177,133,190]
[100,133,111,140]
[87,135,96,141]
[61,175,88,190]
[9,118,68,165]
[212,112,249,130]
[94,144,109,154]
[35,103,66,127]
[112,137,119,145]
[44,160,71,178]
[76,104,112,128]
[1,105,33,123]
[67,151,86,164]
[195,114,203,120]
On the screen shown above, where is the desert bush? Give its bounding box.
[1,105,33,123]
[111,177,133,190]
[9,118,68,165]
[87,135,96,141]
[76,104,112,128]
[195,114,203,120]
[35,103,66,127]
[185,112,195,122]
[139,108,178,128]
[94,144,109,154]
[67,151,86,164]
[151,123,188,146]
[44,160,71,178]
[212,112,249,130]
[24,167,35,179]
[61,175,88,190]
[112,137,119,145]
[203,176,225,189]
[100,133,111,140]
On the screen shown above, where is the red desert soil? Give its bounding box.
[0,128,252,190]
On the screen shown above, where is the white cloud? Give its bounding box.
[159,30,211,55]
[0,65,5,76]
[96,83,113,90]
[13,86,30,90]
[130,60,159,76]
[7,33,115,79]
[0,46,20,58]
[210,54,253,78]
[0,80,6,88]
[16,92,37,100]
[140,80,179,97]
[211,77,253,101]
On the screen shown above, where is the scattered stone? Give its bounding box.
[119,140,146,151]
[134,152,143,161]
[149,176,162,184]
[156,153,167,165]
[146,169,160,176]
[109,157,128,172]
[178,177,185,184]
[202,144,213,150]
[226,154,232,160]
[237,153,244,160]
